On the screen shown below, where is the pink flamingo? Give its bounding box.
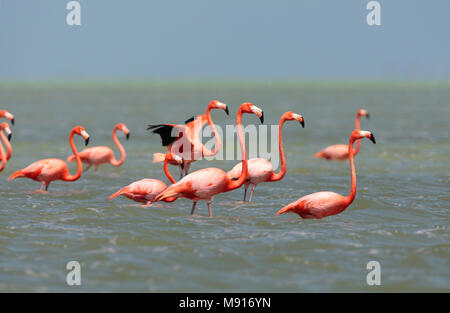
[277,130,376,219]
[67,123,130,171]
[0,110,15,126]
[8,126,90,191]
[227,111,305,202]
[155,102,264,217]
[0,123,12,172]
[315,109,370,160]
[149,100,229,178]
[108,153,183,206]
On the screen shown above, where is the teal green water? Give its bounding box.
[0,82,449,292]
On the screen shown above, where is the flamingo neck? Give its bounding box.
[0,136,6,171]
[270,116,287,182]
[163,156,176,184]
[202,107,222,157]
[110,127,126,166]
[63,130,83,181]
[346,137,357,205]
[227,108,247,191]
[0,131,12,160]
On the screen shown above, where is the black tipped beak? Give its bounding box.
[11,118,14,126]
[7,133,12,141]
[259,112,264,124]
[85,137,90,146]
[300,118,305,128]
[366,113,370,120]
[225,107,229,115]
[369,133,376,144]
[126,133,130,140]
[180,160,185,171]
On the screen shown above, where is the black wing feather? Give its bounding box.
[147,124,178,146]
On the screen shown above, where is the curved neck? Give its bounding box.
[227,109,247,191]
[270,116,287,182]
[110,127,126,166]
[202,107,222,157]
[0,135,6,171]
[0,130,12,160]
[163,156,176,184]
[64,130,83,181]
[346,137,357,205]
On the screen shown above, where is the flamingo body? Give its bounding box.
[169,168,230,201]
[69,146,114,166]
[314,144,350,161]
[10,159,71,184]
[109,179,169,206]
[108,153,182,206]
[277,191,348,219]
[228,158,273,185]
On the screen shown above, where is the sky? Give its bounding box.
[0,0,449,80]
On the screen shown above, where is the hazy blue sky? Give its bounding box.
[1,0,449,80]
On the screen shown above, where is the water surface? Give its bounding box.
[0,81,449,292]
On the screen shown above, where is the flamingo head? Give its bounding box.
[357,109,370,119]
[285,112,305,128]
[0,122,12,141]
[73,126,90,146]
[117,123,131,140]
[209,100,229,115]
[0,110,14,126]
[352,130,376,144]
[167,153,184,170]
[241,102,264,124]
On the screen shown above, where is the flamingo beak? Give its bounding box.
[4,127,12,141]
[225,106,229,115]
[126,133,130,140]
[299,117,305,128]
[366,113,370,119]
[11,117,15,126]
[259,111,264,124]
[85,137,90,146]
[369,133,376,144]
[180,159,185,171]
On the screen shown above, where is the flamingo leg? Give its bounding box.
[207,200,213,217]
[243,185,249,201]
[179,166,184,180]
[190,201,197,215]
[248,185,256,202]
[45,183,49,191]
[40,182,45,191]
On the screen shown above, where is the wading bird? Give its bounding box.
[0,110,15,126]
[148,100,229,178]
[154,102,264,217]
[277,130,375,219]
[108,153,183,206]
[315,109,369,160]
[8,126,90,191]
[0,123,12,172]
[67,123,130,171]
[227,111,305,202]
